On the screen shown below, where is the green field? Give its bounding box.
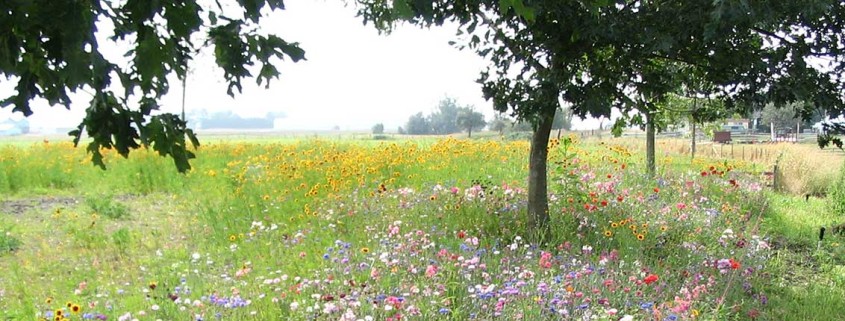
[1,134,843,321]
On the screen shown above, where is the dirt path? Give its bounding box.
[0,196,81,215]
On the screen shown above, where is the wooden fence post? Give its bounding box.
[773,164,779,192]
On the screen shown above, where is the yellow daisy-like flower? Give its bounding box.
[228,234,237,242]
[604,230,613,237]
[637,234,645,241]
[361,247,370,254]
[611,222,619,228]
[45,297,52,304]
[660,225,668,232]
[71,304,81,314]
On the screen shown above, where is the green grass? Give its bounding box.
[756,192,845,320]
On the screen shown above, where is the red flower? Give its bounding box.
[729,179,737,186]
[701,171,708,176]
[643,274,659,285]
[457,230,466,239]
[617,195,624,202]
[600,200,608,207]
[653,187,660,193]
[729,258,741,270]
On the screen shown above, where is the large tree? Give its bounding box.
[761,102,804,130]
[0,0,305,171]
[429,96,462,135]
[456,106,486,137]
[357,0,845,238]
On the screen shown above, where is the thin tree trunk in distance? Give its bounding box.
[691,121,696,159]
[646,112,656,177]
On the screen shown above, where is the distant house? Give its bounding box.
[0,119,29,136]
[722,119,749,133]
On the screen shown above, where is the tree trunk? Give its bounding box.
[468,127,472,138]
[646,112,656,177]
[528,110,555,240]
[691,121,696,159]
[557,128,561,140]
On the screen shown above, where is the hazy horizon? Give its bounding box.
[0,0,611,134]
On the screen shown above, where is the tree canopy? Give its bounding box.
[0,0,305,171]
[456,107,486,137]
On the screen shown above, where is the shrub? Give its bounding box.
[86,195,129,219]
[829,162,845,217]
[0,229,21,254]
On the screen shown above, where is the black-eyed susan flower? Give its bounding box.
[611,222,619,228]
[604,230,612,237]
[360,247,370,254]
[228,234,237,242]
[70,304,81,314]
[637,234,645,241]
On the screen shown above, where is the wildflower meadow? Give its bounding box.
[0,136,843,321]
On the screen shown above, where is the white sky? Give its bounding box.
[0,0,603,133]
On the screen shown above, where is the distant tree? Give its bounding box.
[761,102,803,130]
[551,107,573,138]
[397,126,406,135]
[456,107,486,138]
[512,121,533,132]
[405,112,431,135]
[489,113,511,135]
[372,123,385,134]
[429,97,462,135]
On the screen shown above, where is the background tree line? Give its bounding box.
[397,97,573,137]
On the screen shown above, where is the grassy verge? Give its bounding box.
[760,193,845,320]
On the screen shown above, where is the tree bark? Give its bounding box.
[468,127,472,138]
[528,110,555,240]
[646,112,656,177]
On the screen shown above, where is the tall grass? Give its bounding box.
[604,137,844,196]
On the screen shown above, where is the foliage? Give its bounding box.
[428,97,462,135]
[456,107,486,137]
[371,123,385,134]
[0,0,305,172]
[761,102,804,130]
[830,162,845,217]
[403,112,431,135]
[0,226,21,254]
[551,107,573,131]
[85,195,129,220]
[488,113,510,135]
